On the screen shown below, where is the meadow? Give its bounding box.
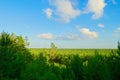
[30,48,116,56]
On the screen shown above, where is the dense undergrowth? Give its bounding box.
[0,32,120,80]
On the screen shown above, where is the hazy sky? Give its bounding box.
[0,0,120,48]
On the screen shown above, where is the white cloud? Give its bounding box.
[49,0,81,22]
[115,27,120,33]
[37,33,53,39]
[98,23,104,28]
[85,0,107,19]
[79,28,98,38]
[37,33,81,40]
[44,8,53,18]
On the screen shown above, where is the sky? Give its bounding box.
[0,0,120,48]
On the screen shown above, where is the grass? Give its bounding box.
[29,48,117,57]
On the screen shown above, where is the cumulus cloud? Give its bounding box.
[98,23,104,28]
[37,33,53,39]
[85,0,107,19]
[44,8,53,18]
[49,0,81,22]
[79,28,98,38]
[37,27,98,40]
[115,27,120,33]
[37,33,81,40]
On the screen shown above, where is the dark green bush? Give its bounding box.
[69,55,83,80]
[0,32,32,80]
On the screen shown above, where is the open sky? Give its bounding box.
[0,0,120,48]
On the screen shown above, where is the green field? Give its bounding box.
[29,48,117,56]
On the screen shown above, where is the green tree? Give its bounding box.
[50,42,57,49]
[0,31,32,80]
[117,41,120,56]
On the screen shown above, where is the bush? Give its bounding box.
[0,32,32,80]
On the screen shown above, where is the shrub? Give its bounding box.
[0,32,32,80]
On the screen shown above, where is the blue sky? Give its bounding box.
[0,0,120,48]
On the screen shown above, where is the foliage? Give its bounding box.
[1,32,120,80]
[117,41,120,56]
[0,32,32,80]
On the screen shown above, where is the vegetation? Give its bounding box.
[0,32,120,80]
